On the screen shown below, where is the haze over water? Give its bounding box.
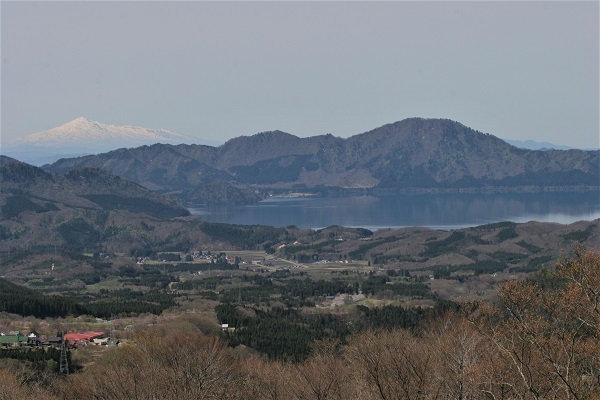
[189,192,600,231]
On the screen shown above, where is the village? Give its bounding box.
[0,330,116,348]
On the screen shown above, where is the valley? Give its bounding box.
[1,121,599,398]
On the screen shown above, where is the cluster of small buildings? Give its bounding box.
[188,251,226,262]
[0,331,62,347]
[0,330,111,348]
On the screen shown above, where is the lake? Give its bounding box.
[188,191,600,230]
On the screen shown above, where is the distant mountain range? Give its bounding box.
[43,118,599,202]
[2,116,592,168]
[504,139,579,151]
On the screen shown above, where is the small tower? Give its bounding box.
[59,339,69,374]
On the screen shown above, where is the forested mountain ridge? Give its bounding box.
[0,156,189,218]
[0,157,203,253]
[44,118,599,195]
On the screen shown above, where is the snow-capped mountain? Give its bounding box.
[11,116,195,148]
[2,117,200,165]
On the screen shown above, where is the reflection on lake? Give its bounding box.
[188,191,600,230]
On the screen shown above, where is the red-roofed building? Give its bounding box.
[63,332,105,345]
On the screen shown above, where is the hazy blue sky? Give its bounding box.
[2,1,598,149]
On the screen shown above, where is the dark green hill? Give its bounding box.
[1,159,189,219]
[0,159,204,254]
[0,157,54,184]
[0,277,85,318]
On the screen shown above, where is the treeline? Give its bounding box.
[354,300,460,331]
[175,181,262,206]
[0,278,84,318]
[215,299,457,362]
[428,253,557,280]
[267,276,356,300]
[198,222,292,249]
[178,275,361,307]
[216,304,351,362]
[81,288,176,319]
[83,299,172,319]
[0,278,174,319]
[0,347,71,373]
[422,231,486,258]
[164,260,239,274]
[0,293,84,318]
[56,218,102,252]
[80,194,189,218]
[0,194,59,218]
[176,270,435,308]
[360,275,430,297]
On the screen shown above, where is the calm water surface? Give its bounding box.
[189,191,600,230]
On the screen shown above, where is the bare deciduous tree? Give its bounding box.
[473,248,600,400]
